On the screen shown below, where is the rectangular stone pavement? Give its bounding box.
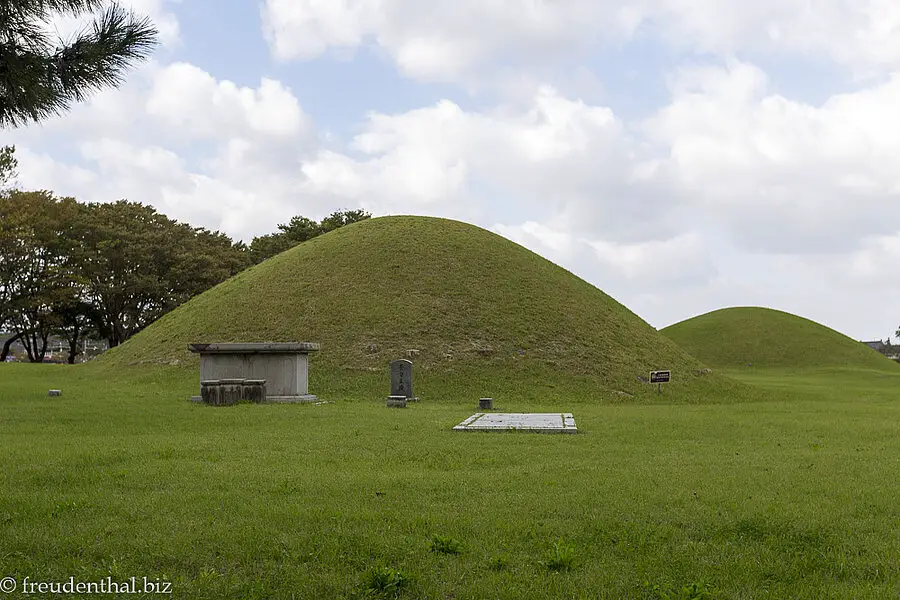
[453,413,577,434]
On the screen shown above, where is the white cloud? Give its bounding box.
[13,76,680,256]
[7,58,328,240]
[80,138,183,174]
[641,0,900,75]
[146,63,313,142]
[493,221,718,292]
[11,146,100,193]
[260,0,378,61]
[588,233,716,285]
[299,87,683,242]
[260,0,639,81]
[131,0,182,47]
[821,233,900,286]
[643,59,900,253]
[260,0,900,83]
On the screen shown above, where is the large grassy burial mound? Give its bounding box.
[100,216,731,398]
[662,306,898,371]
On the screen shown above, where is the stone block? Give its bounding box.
[200,380,221,405]
[242,379,267,403]
[219,378,245,406]
[386,395,407,408]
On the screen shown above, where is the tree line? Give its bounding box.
[0,148,370,363]
[2,4,371,364]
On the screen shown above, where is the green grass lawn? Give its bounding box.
[1,364,899,599]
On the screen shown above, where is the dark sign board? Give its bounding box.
[650,370,671,384]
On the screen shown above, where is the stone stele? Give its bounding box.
[188,342,320,403]
[389,358,419,402]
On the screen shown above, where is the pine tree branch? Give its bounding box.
[0,0,157,128]
[1,1,106,21]
[53,4,157,98]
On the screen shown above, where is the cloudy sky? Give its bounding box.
[8,0,900,342]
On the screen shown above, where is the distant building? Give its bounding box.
[862,340,888,352]
[861,339,900,360]
[0,332,108,363]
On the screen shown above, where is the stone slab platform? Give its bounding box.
[190,395,318,404]
[453,413,577,434]
[188,342,320,354]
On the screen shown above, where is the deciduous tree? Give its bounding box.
[0,190,81,361]
[249,209,371,263]
[78,200,249,346]
[0,145,17,189]
[1,192,253,355]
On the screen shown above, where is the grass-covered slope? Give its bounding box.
[100,216,724,397]
[662,307,897,370]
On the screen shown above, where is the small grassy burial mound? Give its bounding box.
[662,306,898,371]
[99,216,740,401]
